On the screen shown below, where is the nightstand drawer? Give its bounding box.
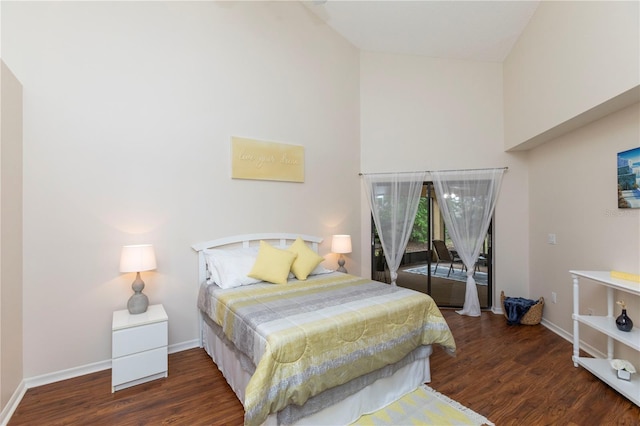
[112,346,167,387]
[112,321,167,358]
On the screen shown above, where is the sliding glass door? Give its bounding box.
[371,182,493,309]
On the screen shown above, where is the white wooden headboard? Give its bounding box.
[191,233,323,287]
[191,233,324,346]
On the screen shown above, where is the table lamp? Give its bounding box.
[119,244,157,314]
[331,234,352,273]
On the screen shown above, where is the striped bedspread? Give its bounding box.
[198,272,456,426]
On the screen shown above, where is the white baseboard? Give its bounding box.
[0,380,26,426]
[0,339,200,426]
[25,359,112,389]
[491,311,607,359]
[540,317,571,341]
[169,339,199,354]
[540,318,606,359]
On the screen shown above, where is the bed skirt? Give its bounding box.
[201,313,433,425]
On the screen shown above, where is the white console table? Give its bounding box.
[570,270,639,406]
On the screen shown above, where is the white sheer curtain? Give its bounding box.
[362,172,427,286]
[431,168,505,317]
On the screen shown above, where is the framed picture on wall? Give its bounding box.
[617,147,640,208]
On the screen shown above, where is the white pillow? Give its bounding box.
[309,264,334,276]
[203,247,261,289]
[286,265,333,278]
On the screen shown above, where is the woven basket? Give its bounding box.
[501,290,544,325]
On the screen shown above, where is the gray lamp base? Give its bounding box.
[127,272,149,314]
[337,255,348,273]
[128,292,149,314]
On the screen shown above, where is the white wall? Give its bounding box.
[528,103,640,362]
[0,60,23,409]
[359,52,530,303]
[504,1,640,149]
[2,1,360,379]
[504,0,640,362]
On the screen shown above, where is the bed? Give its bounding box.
[192,233,456,426]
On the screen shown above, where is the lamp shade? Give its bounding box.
[331,235,352,254]
[119,244,157,273]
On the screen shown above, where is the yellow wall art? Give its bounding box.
[231,136,305,183]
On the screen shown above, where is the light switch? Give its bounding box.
[547,233,557,244]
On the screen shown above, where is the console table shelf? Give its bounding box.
[570,270,639,407]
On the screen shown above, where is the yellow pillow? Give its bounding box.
[248,241,298,285]
[288,237,325,280]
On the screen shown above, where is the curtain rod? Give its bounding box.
[358,166,508,176]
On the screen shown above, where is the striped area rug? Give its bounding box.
[351,385,494,426]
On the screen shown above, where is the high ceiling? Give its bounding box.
[303,1,541,62]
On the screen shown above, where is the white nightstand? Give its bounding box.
[112,304,168,392]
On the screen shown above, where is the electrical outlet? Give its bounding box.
[551,292,557,304]
[547,233,557,244]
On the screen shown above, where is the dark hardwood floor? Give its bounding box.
[9,309,640,425]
